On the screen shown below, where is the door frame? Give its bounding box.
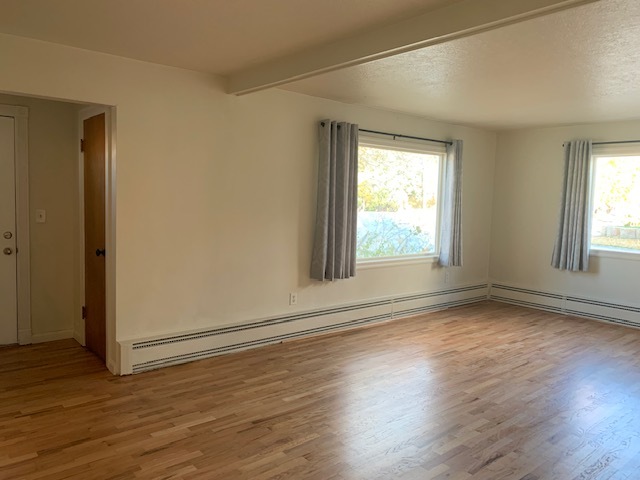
[0,104,31,345]
[77,105,118,374]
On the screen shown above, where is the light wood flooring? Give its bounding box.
[2,302,640,479]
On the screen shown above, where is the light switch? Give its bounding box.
[35,209,46,223]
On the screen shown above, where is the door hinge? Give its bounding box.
[82,305,87,319]
[80,138,85,152]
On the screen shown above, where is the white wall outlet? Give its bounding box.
[289,292,298,306]
[35,209,46,224]
[444,270,450,284]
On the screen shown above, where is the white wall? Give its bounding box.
[491,120,640,305]
[0,93,80,341]
[0,33,497,352]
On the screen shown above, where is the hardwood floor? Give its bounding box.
[2,302,640,479]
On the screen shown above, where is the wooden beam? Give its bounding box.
[227,0,599,95]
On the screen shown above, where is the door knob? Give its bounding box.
[96,248,106,257]
[3,231,12,239]
[3,247,12,255]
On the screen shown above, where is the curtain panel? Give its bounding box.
[551,140,592,272]
[439,139,464,267]
[310,120,359,281]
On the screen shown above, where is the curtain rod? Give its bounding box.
[593,140,640,145]
[563,140,640,146]
[320,122,452,146]
[359,128,453,146]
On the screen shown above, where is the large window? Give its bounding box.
[357,138,444,261]
[591,149,640,253]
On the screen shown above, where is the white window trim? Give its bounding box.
[359,135,446,156]
[356,134,445,265]
[590,246,640,261]
[589,144,640,258]
[358,254,439,270]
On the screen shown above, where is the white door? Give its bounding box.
[0,115,17,344]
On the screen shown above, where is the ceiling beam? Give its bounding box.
[226,0,598,95]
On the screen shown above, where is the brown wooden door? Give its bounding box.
[83,113,106,361]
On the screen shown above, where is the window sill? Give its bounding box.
[590,247,640,261]
[357,255,439,270]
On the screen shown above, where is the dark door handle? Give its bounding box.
[96,249,106,257]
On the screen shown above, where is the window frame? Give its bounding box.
[356,134,446,266]
[589,143,640,259]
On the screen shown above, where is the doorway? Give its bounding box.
[0,116,17,344]
[0,97,116,373]
[0,105,29,346]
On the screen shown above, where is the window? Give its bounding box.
[591,147,640,254]
[357,137,444,261]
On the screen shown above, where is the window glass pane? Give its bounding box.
[357,145,440,259]
[591,156,640,252]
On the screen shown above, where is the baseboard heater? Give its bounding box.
[490,283,640,329]
[119,283,489,375]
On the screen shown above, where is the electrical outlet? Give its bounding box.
[444,270,450,284]
[35,209,46,224]
[289,292,298,306]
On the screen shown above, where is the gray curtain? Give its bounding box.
[439,139,463,267]
[310,120,358,281]
[551,140,592,271]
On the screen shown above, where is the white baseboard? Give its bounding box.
[490,283,640,329]
[73,330,85,346]
[119,283,489,375]
[18,329,32,345]
[30,329,74,344]
[107,359,118,375]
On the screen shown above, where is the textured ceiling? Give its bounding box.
[2,0,637,129]
[0,0,456,75]
[283,0,640,129]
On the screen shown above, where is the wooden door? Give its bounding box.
[0,115,17,344]
[83,113,106,361]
